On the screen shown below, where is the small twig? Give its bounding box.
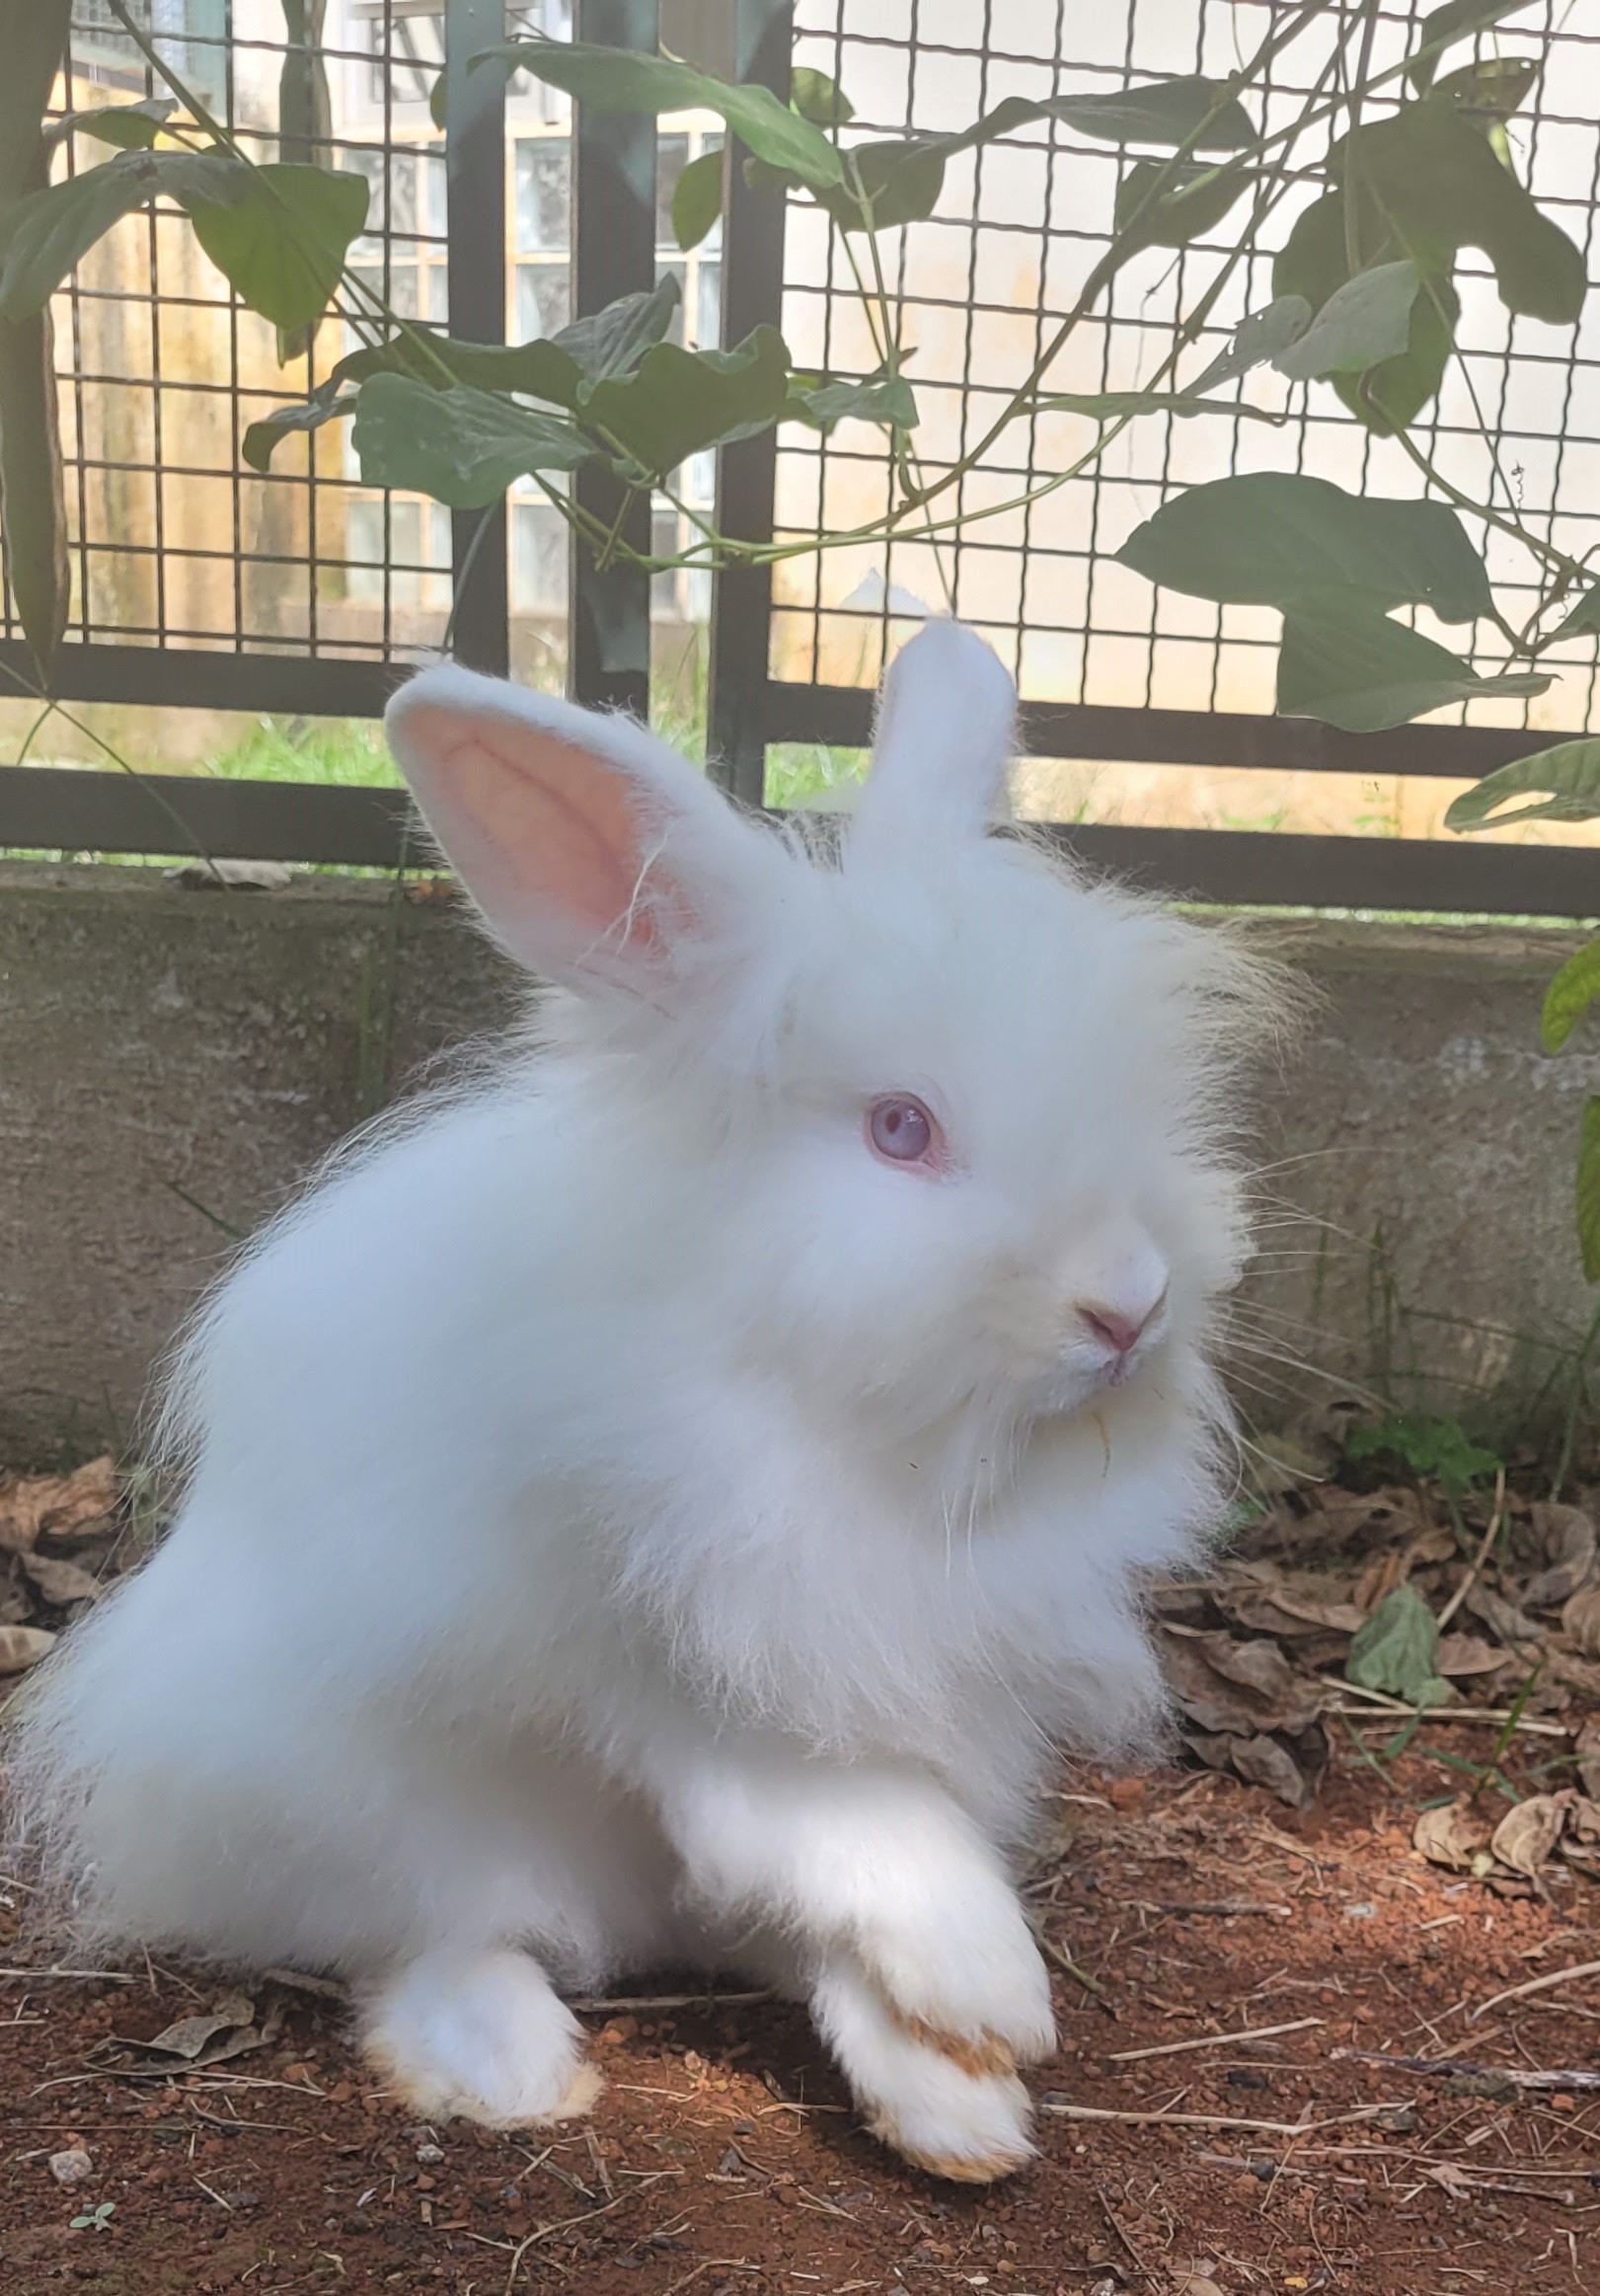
[1036,1928,1113,2009]
[1040,2100,1410,2136]
[1318,1684,1566,1738]
[0,1966,136,1985]
[569,1988,772,2015]
[1470,1960,1600,2024]
[1108,2016,1323,2065]
[1437,1470,1508,1632]
[1137,1899,1294,1920]
[1333,2048,1600,2093]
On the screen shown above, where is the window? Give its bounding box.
[345,498,451,610]
[513,500,569,617]
[343,146,448,330]
[514,136,571,342]
[73,0,227,105]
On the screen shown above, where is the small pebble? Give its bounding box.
[48,2148,95,2186]
[1343,1901,1377,1919]
[415,2142,444,2165]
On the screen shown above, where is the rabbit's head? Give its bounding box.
[387,625,1266,1460]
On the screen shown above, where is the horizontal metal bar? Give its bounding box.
[0,767,415,868]
[762,680,1592,782]
[1050,825,1599,916]
[0,643,408,720]
[1,763,1594,913]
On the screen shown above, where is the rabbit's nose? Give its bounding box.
[1078,1295,1167,1357]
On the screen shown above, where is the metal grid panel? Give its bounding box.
[769,0,1600,743]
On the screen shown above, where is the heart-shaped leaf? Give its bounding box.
[1542,939,1600,1053]
[351,373,593,505]
[1409,0,1539,94]
[1552,582,1600,641]
[485,40,844,189]
[1042,74,1255,151]
[1273,260,1421,380]
[1274,191,1458,433]
[671,145,724,250]
[1278,596,1549,731]
[1114,158,1252,252]
[1187,295,1311,392]
[44,97,179,152]
[788,367,918,431]
[242,390,357,473]
[185,162,369,337]
[789,67,853,127]
[584,324,792,475]
[1117,473,1494,621]
[1346,1583,1453,1709]
[1445,737,1600,831]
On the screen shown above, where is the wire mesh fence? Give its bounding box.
[2,1,1599,904]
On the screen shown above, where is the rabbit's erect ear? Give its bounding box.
[386,665,766,994]
[849,619,1017,858]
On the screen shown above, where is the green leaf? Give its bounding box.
[487,40,844,189]
[1444,737,1600,832]
[788,367,918,432]
[242,391,357,473]
[1338,101,1585,327]
[1273,260,1421,380]
[1043,74,1255,151]
[1542,939,1600,1054]
[1116,474,1494,621]
[554,273,681,384]
[1273,191,1458,433]
[0,150,238,320]
[351,372,592,506]
[790,67,853,127]
[1188,295,1311,393]
[1431,54,1542,128]
[1346,1585,1453,1709]
[671,145,724,250]
[185,162,368,337]
[583,323,792,475]
[44,97,178,152]
[1409,0,1539,94]
[1277,596,1550,732]
[1113,158,1251,252]
[1552,582,1600,642]
[1347,1409,1501,1487]
[769,137,948,233]
[1578,1098,1600,1283]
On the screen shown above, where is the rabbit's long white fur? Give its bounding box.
[7,621,1267,2180]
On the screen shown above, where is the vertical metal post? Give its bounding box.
[570,0,658,717]
[705,0,791,802]
[445,0,509,674]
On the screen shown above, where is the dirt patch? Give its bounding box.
[4,1755,1600,2296]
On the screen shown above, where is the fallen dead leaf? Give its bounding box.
[1576,1718,1600,1801]
[138,1993,259,2061]
[1413,1799,1491,1874]
[1435,1632,1512,1680]
[1563,1583,1600,1660]
[0,1457,117,1556]
[1519,1502,1597,1611]
[0,1624,55,1673]
[165,858,293,891]
[1490,1795,1569,1880]
[20,1552,102,1606]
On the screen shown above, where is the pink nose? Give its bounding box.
[1079,1302,1158,1356]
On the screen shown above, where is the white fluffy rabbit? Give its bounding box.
[8,620,1264,2181]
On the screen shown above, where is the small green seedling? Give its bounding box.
[1344,1410,1500,1493]
[70,2200,115,2233]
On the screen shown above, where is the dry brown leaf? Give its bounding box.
[138,1993,259,2061]
[1519,1502,1597,1611]
[1576,1719,1600,1802]
[0,1624,55,1673]
[1162,1630,1325,1734]
[0,1456,118,1556]
[1413,1799,1490,1873]
[1465,1581,1544,1650]
[1563,1584,1600,1660]
[20,1551,101,1606]
[1181,1722,1328,1810]
[1490,1795,1569,1880]
[1435,1632,1512,1680]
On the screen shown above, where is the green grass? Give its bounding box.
[199,715,400,788]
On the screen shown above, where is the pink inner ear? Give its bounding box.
[405,701,694,967]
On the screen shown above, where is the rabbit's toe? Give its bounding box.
[813,1954,1035,2183]
[358,1948,601,2129]
[857,1889,1056,2067]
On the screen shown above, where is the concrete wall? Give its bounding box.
[1,864,1596,1463]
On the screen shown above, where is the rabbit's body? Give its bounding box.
[10,624,1264,2179]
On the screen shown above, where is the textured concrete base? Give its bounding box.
[1,865,1594,1461]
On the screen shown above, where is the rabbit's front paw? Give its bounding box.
[814,1955,1034,2183]
[854,1872,1055,2071]
[358,1949,601,2129]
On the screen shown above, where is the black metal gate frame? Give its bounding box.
[0,0,1593,918]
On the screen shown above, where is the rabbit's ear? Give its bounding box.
[386,665,766,994]
[850,619,1017,858]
